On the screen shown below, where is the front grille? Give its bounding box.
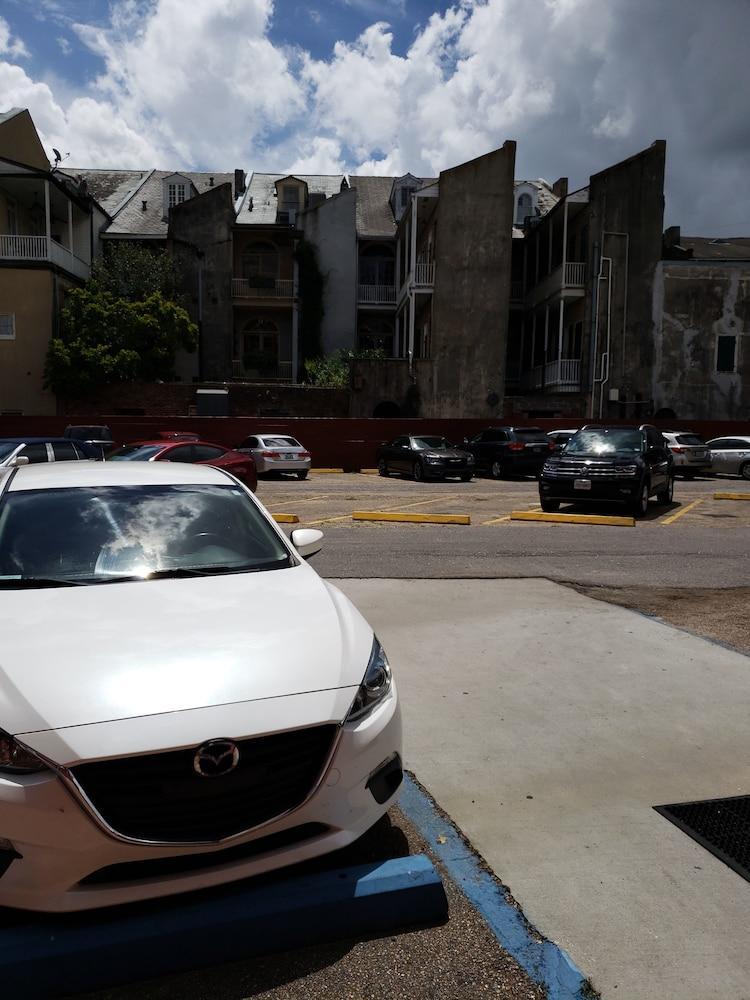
[71,725,338,844]
[79,823,330,886]
[545,460,633,478]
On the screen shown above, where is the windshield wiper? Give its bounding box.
[80,562,291,584]
[0,576,85,589]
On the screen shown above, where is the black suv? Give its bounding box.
[464,426,551,478]
[538,425,674,517]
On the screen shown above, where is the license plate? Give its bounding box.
[284,453,294,459]
[574,479,592,490]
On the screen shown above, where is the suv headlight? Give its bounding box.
[0,731,49,774]
[615,465,638,476]
[424,454,442,463]
[347,637,392,722]
[466,454,475,464]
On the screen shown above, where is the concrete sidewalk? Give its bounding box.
[336,578,750,1000]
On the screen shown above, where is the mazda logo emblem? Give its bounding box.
[193,739,240,778]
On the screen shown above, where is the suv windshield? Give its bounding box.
[413,437,450,450]
[0,484,291,587]
[565,429,644,455]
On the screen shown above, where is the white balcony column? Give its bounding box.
[530,311,537,374]
[557,299,564,363]
[547,221,553,275]
[67,200,73,256]
[395,238,401,294]
[44,180,51,244]
[291,257,299,382]
[409,196,417,284]
[408,294,415,370]
[534,232,540,285]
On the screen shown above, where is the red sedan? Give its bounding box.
[107,439,257,491]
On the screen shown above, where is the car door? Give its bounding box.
[51,441,82,463]
[722,439,750,476]
[193,443,230,470]
[707,439,731,474]
[468,431,491,470]
[158,444,195,463]
[388,437,410,472]
[646,428,670,490]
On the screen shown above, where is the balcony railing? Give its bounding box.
[232,278,294,299]
[231,359,293,381]
[0,234,90,281]
[510,280,524,301]
[414,261,435,287]
[358,283,396,305]
[544,358,581,391]
[564,261,586,287]
[525,260,587,307]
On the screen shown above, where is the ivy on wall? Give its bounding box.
[294,238,325,364]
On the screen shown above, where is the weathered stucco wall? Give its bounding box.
[348,358,434,417]
[300,188,358,356]
[652,261,750,419]
[0,268,59,416]
[425,141,516,418]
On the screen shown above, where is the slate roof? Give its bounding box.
[236,173,347,226]
[679,236,750,261]
[349,176,397,238]
[56,168,148,216]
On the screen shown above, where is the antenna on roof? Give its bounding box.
[52,148,62,165]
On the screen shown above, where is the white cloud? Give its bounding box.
[0,0,748,231]
[56,35,72,56]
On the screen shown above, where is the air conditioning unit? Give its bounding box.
[609,388,620,402]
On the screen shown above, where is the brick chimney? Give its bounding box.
[234,169,247,199]
[663,225,681,248]
[552,177,568,199]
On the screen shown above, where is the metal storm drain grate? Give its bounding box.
[655,794,750,882]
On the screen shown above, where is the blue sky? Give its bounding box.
[1,0,748,232]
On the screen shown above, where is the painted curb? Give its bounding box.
[714,491,750,501]
[511,510,635,527]
[272,513,300,523]
[399,775,595,1000]
[312,468,345,474]
[352,511,471,525]
[0,854,447,997]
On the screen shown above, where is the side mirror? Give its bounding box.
[462,437,469,446]
[291,528,324,560]
[9,455,30,467]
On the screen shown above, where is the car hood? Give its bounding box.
[554,450,643,462]
[424,448,470,459]
[0,565,372,737]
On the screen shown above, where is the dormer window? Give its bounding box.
[162,173,194,219]
[516,192,533,225]
[168,182,187,209]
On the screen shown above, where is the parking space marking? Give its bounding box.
[661,498,705,524]
[265,493,338,509]
[306,493,462,526]
[482,504,542,525]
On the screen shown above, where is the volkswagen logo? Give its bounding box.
[193,739,240,778]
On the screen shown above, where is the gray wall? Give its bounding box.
[427,141,516,418]
[652,260,750,419]
[300,187,358,356]
[169,183,235,382]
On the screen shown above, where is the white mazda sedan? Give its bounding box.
[0,461,402,912]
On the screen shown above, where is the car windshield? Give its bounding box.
[413,437,450,450]
[107,444,164,461]
[0,443,18,462]
[0,484,292,587]
[674,434,705,446]
[565,429,643,454]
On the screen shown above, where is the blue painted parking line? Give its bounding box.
[0,854,447,997]
[399,774,594,1000]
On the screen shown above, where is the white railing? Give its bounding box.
[544,358,581,390]
[414,261,435,286]
[564,261,586,287]
[0,234,90,280]
[358,283,396,305]
[231,278,294,299]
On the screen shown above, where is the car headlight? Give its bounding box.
[615,465,639,475]
[347,637,392,722]
[542,461,555,472]
[424,454,442,463]
[0,731,49,774]
[466,454,475,464]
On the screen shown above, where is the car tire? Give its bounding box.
[740,462,750,481]
[297,470,308,480]
[656,476,674,505]
[682,470,695,479]
[632,480,650,518]
[540,499,560,512]
[490,460,506,480]
[460,473,473,482]
[378,459,389,477]
[413,461,425,482]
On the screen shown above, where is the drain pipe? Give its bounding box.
[601,230,630,395]
[407,193,418,375]
[590,253,611,418]
[598,256,613,418]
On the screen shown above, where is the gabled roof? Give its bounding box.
[0,107,50,171]
[236,173,346,225]
[65,169,234,237]
[349,175,397,238]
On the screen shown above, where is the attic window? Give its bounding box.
[400,187,411,208]
[168,182,187,209]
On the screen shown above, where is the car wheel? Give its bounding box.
[378,459,389,477]
[656,476,674,505]
[632,480,650,518]
[540,499,560,513]
[490,460,506,480]
[413,461,425,482]
[460,473,473,482]
[740,462,750,481]
[296,470,308,480]
[682,470,695,479]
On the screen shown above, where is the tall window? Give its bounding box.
[0,314,15,340]
[6,200,18,235]
[516,192,533,225]
[358,317,394,356]
[241,318,279,376]
[280,185,301,212]
[168,183,187,209]
[716,335,737,373]
[359,243,395,286]
[241,241,279,287]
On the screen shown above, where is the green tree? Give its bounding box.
[45,287,197,399]
[91,242,182,302]
[294,238,325,364]
[304,348,384,388]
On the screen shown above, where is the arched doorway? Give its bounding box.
[240,318,279,377]
[373,400,401,418]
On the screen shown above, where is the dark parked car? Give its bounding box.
[107,439,257,491]
[464,426,552,478]
[0,437,98,467]
[538,424,674,517]
[64,424,114,459]
[377,435,474,481]
[547,429,578,453]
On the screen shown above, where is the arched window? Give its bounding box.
[359,243,395,287]
[241,242,278,287]
[241,318,279,376]
[516,193,533,225]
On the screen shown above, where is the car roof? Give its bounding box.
[0,436,84,444]
[707,435,750,442]
[123,439,225,448]
[6,460,232,492]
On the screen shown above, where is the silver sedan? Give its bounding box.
[236,434,311,479]
[706,436,750,479]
